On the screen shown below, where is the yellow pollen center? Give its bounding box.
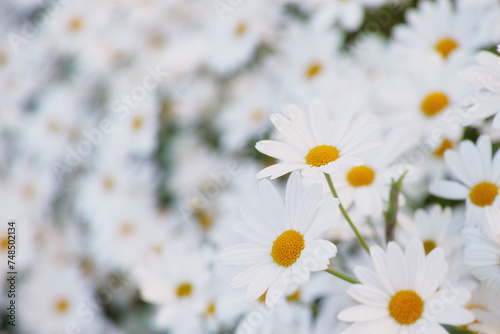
[206,301,216,316]
[120,222,134,237]
[305,62,323,80]
[469,182,499,207]
[421,92,449,117]
[347,166,376,187]
[176,282,192,298]
[55,298,70,314]
[433,138,453,158]
[423,240,437,255]
[103,176,115,191]
[1,237,8,251]
[251,110,264,123]
[270,229,305,267]
[235,22,247,37]
[388,290,424,325]
[69,17,83,31]
[132,116,144,131]
[286,290,301,302]
[305,145,340,167]
[435,38,458,58]
[195,210,213,230]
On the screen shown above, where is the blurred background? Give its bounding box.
[1,0,499,333]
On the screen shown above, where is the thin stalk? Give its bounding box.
[325,268,360,284]
[324,173,370,254]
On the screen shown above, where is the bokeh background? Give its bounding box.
[1,0,500,333]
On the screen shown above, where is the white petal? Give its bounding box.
[429,180,468,200]
[338,305,389,322]
[257,163,308,180]
[221,244,269,266]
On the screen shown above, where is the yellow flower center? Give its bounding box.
[286,289,301,302]
[235,22,247,37]
[423,240,436,255]
[103,176,115,191]
[120,222,134,237]
[305,62,323,80]
[433,138,453,158]
[469,182,499,207]
[132,116,144,131]
[435,38,458,58]
[270,229,305,267]
[388,290,424,325]
[421,92,449,117]
[54,298,70,314]
[305,145,340,167]
[176,282,192,298]
[69,17,83,32]
[347,166,376,187]
[206,301,216,316]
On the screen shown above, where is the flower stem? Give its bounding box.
[325,268,359,284]
[324,173,370,254]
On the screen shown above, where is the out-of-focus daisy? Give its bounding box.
[332,130,409,218]
[305,0,387,32]
[221,171,340,307]
[134,240,214,333]
[393,0,494,63]
[338,239,474,333]
[459,46,500,129]
[430,135,500,228]
[218,72,276,152]
[465,283,500,334]
[382,56,469,141]
[463,225,500,299]
[18,264,103,334]
[397,205,461,257]
[275,25,343,102]
[256,98,380,179]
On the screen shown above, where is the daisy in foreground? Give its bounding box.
[429,134,500,229]
[338,239,474,334]
[221,171,340,307]
[255,98,380,179]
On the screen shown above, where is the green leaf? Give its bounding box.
[442,325,477,334]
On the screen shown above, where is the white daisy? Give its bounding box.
[397,205,461,257]
[338,239,474,333]
[392,0,495,63]
[256,98,380,179]
[466,282,500,334]
[221,171,340,307]
[459,46,500,129]
[463,225,500,299]
[429,135,500,229]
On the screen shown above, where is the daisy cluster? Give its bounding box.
[1,0,500,333]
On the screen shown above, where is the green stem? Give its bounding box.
[325,268,360,284]
[324,173,370,254]
[366,217,382,246]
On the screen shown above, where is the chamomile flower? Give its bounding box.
[397,205,461,257]
[459,46,500,129]
[466,283,500,333]
[221,171,340,307]
[393,0,494,63]
[430,135,500,228]
[256,98,380,179]
[338,239,474,333]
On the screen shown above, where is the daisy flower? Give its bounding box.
[397,205,461,257]
[429,135,500,228]
[459,45,500,129]
[465,282,500,334]
[256,98,380,179]
[463,225,500,299]
[392,0,494,63]
[338,239,474,333]
[221,171,340,307]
